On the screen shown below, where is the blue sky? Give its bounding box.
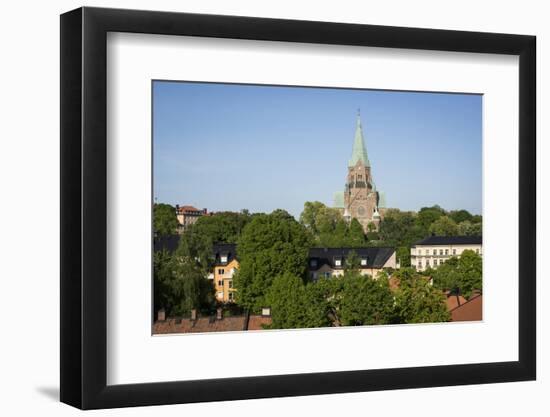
[153,81,482,218]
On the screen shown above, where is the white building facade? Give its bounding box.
[411,236,482,271]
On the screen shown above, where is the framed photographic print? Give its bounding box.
[60,6,536,410]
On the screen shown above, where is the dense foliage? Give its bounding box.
[233,210,311,311]
[265,273,330,329]
[153,203,178,236]
[299,201,366,247]
[431,250,483,298]
[153,249,214,316]
[153,201,480,327]
[187,210,253,244]
[339,273,395,325]
[392,268,450,323]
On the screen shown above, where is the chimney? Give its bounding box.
[157,309,166,322]
[216,307,223,320]
[191,309,197,321]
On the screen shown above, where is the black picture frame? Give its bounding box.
[60,6,536,410]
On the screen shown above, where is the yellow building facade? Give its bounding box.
[209,243,239,303]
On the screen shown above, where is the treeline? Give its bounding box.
[378,205,482,266]
[266,268,450,329]
[153,202,481,321]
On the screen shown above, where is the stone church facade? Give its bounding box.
[334,113,386,232]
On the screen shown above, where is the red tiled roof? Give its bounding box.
[446,292,468,311]
[176,205,201,213]
[153,313,273,334]
[153,316,247,334]
[450,294,482,322]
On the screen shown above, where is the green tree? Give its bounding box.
[348,218,367,247]
[429,215,458,236]
[189,211,252,244]
[396,246,411,267]
[448,209,473,224]
[153,250,215,316]
[432,250,482,298]
[153,203,178,236]
[300,202,367,247]
[176,226,213,272]
[393,268,450,323]
[300,201,342,236]
[339,272,395,326]
[233,210,311,311]
[265,273,329,329]
[458,220,482,236]
[416,205,446,232]
[344,250,361,272]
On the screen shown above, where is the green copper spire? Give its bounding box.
[348,110,370,168]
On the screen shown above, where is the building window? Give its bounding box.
[310,259,318,268]
[334,259,342,267]
[358,174,363,180]
[228,280,233,289]
[426,259,430,266]
[324,272,332,278]
[418,261,422,268]
[433,249,437,255]
[220,255,228,263]
[228,292,234,301]
[439,249,443,255]
[445,249,449,255]
[476,248,480,254]
[453,249,457,255]
[218,268,225,275]
[217,280,223,287]
[434,259,438,266]
[361,258,367,266]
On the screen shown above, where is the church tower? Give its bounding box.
[338,111,382,232]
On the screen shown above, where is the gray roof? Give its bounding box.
[153,235,180,253]
[308,247,395,270]
[413,236,482,246]
[213,243,238,265]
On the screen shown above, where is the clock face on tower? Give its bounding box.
[357,206,365,216]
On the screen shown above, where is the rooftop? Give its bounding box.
[449,294,482,322]
[176,205,205,214]
[413,235,482,246]
[308,247,395,269]
[213,243,238,265]
[153,314,272,334]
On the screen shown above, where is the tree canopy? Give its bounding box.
[233,210,311,311]
[153,203,178,236]
[339,272,395,326]
[299,201,367,247]
[265,273,330,329]
[431,250,482,298]
[153,249,214,316]
[429,215,459,236]
[188,210,253,244]
[392,268,450,323]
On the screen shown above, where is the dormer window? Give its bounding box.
[360,258,367,266]
[334,258,342,267]
[310,259,318,268]
[220,255,228,263]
